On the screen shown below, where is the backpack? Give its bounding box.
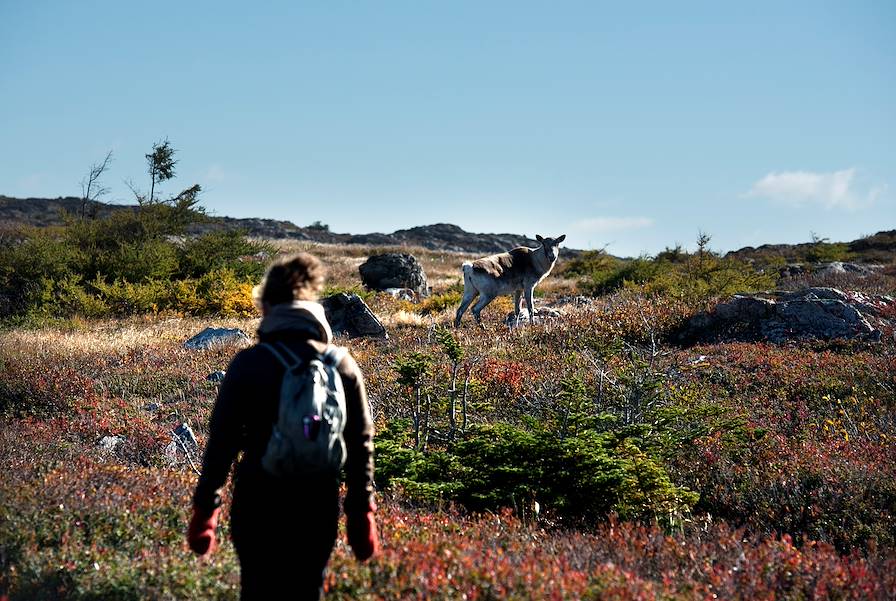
[259,342,349,477]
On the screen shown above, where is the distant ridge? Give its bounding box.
[0,195,547,255]
[4,195,891,261]
[725,230,896,265]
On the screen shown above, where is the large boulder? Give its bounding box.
[359,253,428,297]
[321,293,388,339]
[678,287,893,345]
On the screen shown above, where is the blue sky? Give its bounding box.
[1,1,893,256]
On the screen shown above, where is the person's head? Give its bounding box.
[254,253,327,314]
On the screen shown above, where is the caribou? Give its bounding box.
[454,234,566,327]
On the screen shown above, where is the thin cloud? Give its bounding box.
[204,164,228,183]
[745,168,885,210]
[571,216,654,233]
[16,172,49,193]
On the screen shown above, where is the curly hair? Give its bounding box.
[255,253,327,306]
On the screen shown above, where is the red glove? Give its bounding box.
[346,503,379,562]
[187,505,220,556]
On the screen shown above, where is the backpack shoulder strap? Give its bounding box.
[322,345,349,368]
[259,342,303,370]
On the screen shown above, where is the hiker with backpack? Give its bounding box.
[186,253,378,600]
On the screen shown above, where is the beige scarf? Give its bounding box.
[257,301,333,343]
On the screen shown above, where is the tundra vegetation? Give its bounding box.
[1,198,895,599]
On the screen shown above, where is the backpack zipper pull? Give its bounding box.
[303,414,322,440]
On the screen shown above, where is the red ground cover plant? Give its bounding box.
[1,293,895,598]
[478,357,537,402]
[666,342,896,551]
[324,502,896,600]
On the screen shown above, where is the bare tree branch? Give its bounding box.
[123,178,146,204]
[79,150,113,217]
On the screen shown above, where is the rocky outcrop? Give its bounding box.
[814,262,883,277]
[386,223,537,254]
[359,253,428,297]
[321,293,387,339]
[778,262,884,280]
[678,288,894,345]
[727,231,896,265]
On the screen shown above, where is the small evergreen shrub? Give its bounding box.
[375,420,697,526]
[176,230,272,280]
[566,235,778,301]
[0,207,265,321]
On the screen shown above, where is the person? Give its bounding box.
[186,253,378,600]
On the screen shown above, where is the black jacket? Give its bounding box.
[193,328,375,517]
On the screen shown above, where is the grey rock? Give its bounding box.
[781,287,845,302]
[505,307,562,327]
[184,327,250,350]
[359,253,428,297]
[321,293,388,339]
[714,296,776,321]
[783,288,892,317]
[678,287,892,345]
[143,402,162,412]
[99,435,123,453]
[765,299,871,341]
[554,295,595,307]
[814,262,882,277]
[206,370,226,382]
[382,287,418,301]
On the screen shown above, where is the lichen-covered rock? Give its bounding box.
[678,287,893,345]
[184,327,250,350]
[98,435,123,453]
[814,262,882,277]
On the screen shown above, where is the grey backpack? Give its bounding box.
[260,342,349,477]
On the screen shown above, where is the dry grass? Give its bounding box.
[0,316,257,358]
[381,309,430,328]
[263,239,478,293]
